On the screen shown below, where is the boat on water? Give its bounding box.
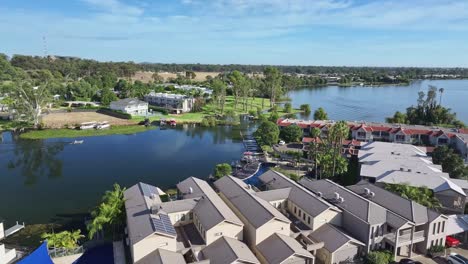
[96,121,110,129]
[71,140,84,144]
[160,118,167,125]
[169,119,177,126]
[80,121,97,130]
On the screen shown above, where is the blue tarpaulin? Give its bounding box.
[18,242,54,264]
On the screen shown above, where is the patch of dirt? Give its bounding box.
[42,112,136,128]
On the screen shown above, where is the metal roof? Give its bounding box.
[200,236,260,264]
[256,233,314,263]
[309,224,365,253]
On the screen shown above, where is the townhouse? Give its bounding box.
[123,178,250,264]
[276,118,468,161]
[358,141,467,213]
[144,92,195,114]
[214,176,315,264]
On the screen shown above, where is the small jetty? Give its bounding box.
[4,221,25,237]
[240,132,262,155]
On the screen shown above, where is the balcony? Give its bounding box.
[384,230,425,245]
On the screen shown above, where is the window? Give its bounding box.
[437,222,441,234]
[357,132,366,138]
[294,206,297,214]
[431,240,434,247]
[442,222,445,233]
[214,232,222,236]
[181,214,186,221]
[308,216,311,225]
[438,138,448,144]
[371,227,375,238]
[189,212,193,220]
[299,210,302,217]
[396,134,405,141]
[303,213,306,221]
[432,223,436,235]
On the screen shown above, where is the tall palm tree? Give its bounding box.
[438,87,444,106]
[309,128,321,179]
[329,121,349,177]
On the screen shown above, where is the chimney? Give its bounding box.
[317,192,323,198]
[334,192,340,200]
[189,187,193,194]
[364,188,371,195]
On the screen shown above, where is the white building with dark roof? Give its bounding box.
[144,92,195,114]
[110,98,148,116]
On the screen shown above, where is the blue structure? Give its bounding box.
[18,242,54,264]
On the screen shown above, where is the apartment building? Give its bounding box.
[123,179,249,264]
[300,178,448,258]
[144,92,195,114]
[214,176,315,264]
[358,141,467,213]
[276,118,468,161]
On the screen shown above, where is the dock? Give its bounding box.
[240,132,262,154]
[4,222,25,237]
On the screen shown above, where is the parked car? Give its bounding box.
[446,236,461,247]
[399,258,422,264]
[279,140,286,145]
[447,254,468,264]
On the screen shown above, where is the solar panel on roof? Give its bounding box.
[151,214,177,236]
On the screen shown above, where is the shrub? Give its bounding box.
[268,111,279,122]
[280,124,303,143]
[300,104,311,114]
[365,250,393,264]
[214,163,232,179]
[201,116,217,127]
[284,103,292,113]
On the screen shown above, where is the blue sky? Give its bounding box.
[1,0,468,67]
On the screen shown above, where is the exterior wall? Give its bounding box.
[110,102,148,116]
[255,220,290,245]
[435,190,466,213]
[424,218,447,253]
[0,244,17,264]
[333,244,360,264]
[144,94,194,113]
[453,136,468,161]
[313,209,342,230]
[168,210,192,226]
[341,212,371,252]
[0,223,4,239]
[205,221,243,245]
[132,234,176,263]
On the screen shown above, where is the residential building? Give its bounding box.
[300,178,448,258]
[276,119,468,161]
[358,141,467,213]
[200,236,260,264]
[1,220,24,264]
[110,98,148,116]
[144,92,195,114]
[124,179,247,264]
[136,248,185,264]
[256,233,314,264]
[214,176,291,247]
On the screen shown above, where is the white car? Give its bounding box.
[447,254,468,264]
[279,140,286,145]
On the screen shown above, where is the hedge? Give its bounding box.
[97,108,132,119]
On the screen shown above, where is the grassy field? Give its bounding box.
[20,125,155,140]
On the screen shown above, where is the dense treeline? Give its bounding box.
[4,54,468,80]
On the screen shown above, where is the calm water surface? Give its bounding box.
[289,79,468,123]
[1,79,467,225]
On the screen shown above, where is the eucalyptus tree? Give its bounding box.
[263,67,282,107]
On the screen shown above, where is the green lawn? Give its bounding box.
[133,96,301,123]
[20,125,155,139]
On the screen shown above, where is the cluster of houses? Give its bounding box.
[277,119,468,162]
[123,167,468,264]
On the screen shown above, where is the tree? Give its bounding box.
[385,111,407,124]
[8,81,51,128]
[284,102,292,113]
[41,230,84,249]
[432,146,468,179]
[263,67,282,107]
[280,124,303,143]
[384,183,442,209]
[300,104,311,115]
[87,183,126,240]
[211,79,227,114]
[439,87,444,106]
[214,163,232,179]
[228,70,245,110]
[254,121,280,146]
[328,121,349,177]
[314,107,328,120]
[308,127,321,179]
[100,87,117,106]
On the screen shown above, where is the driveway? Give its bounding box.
[410,246,468,264]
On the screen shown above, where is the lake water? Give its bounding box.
[289,79,468,123]
[0,125,248,225]
[1,79,467,225]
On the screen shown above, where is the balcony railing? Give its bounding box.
[384,230,425,244]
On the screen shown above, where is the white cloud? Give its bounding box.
[81,0,144,16]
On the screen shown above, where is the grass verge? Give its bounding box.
[19,125,155,140]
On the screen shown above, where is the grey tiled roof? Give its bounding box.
[259,170,339,217]
[200,236,260,264]
[257,233,313,263]
[347,182,433,225]
[309,224,365,253]
[136,248,186,264]
[178,177,243,230]
[159,199,197,214]
[214,176,290,228]
[256,188,291,202]
[299,178,386,225]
